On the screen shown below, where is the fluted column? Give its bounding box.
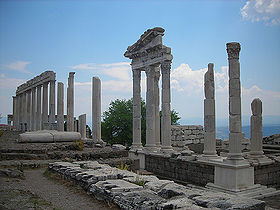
[154,68,161,147]
[161,61,173,152]
[57,82,64,131]
[226,42,243,161]
[42,82,49,130]
[203,63,217,157]
[145,65,157,150]
[26,90,31,131]
[132,69,143,149]
[31,87,36,131]
[12,96,17,130]
[67,72,75,132]
[92,77,101,141]
[36,85,42,130]
[49,80,55,129]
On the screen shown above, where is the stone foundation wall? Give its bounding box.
[171,125,204,147]
[145,154,280,188]
[145,154,214,186]
[254,161,280,188]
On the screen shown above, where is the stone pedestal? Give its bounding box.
[92,77,101,141]
[57,82,64,131]
[67,72,75,132]
[132,69,143,149]
[161,61,173,152]
[79,114,86,140]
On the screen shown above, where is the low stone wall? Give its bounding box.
[145,154,280,189]
[171,125,204,147]
[145,154,214,186]
[48,161,265,209]
[254,161,280,188]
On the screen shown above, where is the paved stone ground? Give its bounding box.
[0,168,119,210]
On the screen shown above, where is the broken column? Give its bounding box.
[203,63,217,157]
[161,61,173,152]
[67,72,75,132]
[227,42,243,161]
[57,82,64,131]
[132,69,143,149]
[79,114,86,140]
[92,77,101,141]
[42,82,48,130]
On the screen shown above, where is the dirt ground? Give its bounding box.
[0,168,119,210]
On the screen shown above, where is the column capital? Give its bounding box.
[226,42,241,60]
[161,61,172,73]
[69,72,75,77]
[145,65,156,76]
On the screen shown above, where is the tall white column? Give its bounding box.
[92,77,101,141]
[36,85,42,130]
[132,69,143,149]
[16,95,21,130]
[79,114,86,139]
[22,92,27,131]
[57,82,64,131]
[203,63,217,157]
[31,87,36,131]
[154,68,161,147]
[67,72,75,132]
[26,90,31,131]
[49,80,55,129]
[12,96,17,130]
[226,42,243,161]
[145,65,157,149]
[42,82,49,130]
[161,61,173,152]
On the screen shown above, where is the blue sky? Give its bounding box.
[0,0,279,127]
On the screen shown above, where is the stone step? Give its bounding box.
[0,148,46,154]
[263,149,280,154]
[0,159,56,169]
[238,186,278,199]
[263,145,280,149]
[0,152,48,160]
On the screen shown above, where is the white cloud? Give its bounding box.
[0,74,25,89]
[4,61,32,74]
[241,0,280,25]
[71,62,131,80]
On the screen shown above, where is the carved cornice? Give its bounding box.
[226,42,241,60]
[16,71,56,95]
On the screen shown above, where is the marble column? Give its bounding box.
[92,77,101,141]
[12,96,17,130]
[26,90,31,131]
[49,80,55,129]
[226,42,243,161]
[161,61,173,152]
[145,65,157,149]
[31,87,36,131]
[42,82,49,130]
[20,94,24,131]
[250,98,263,157]
[67,72,75,132]
[22,92,27,131]
[79,114,86,140]
[132,69,143,149]
[36,85,42,130]
[203,63,217,157]
[57,82,64,131]
[154,68,161,147]
[16,95,20,130]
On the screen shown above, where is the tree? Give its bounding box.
[101,98,180,146]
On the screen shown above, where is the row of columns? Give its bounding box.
[132,60,172,152]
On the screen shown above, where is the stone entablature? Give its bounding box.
[16,71,56,95]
